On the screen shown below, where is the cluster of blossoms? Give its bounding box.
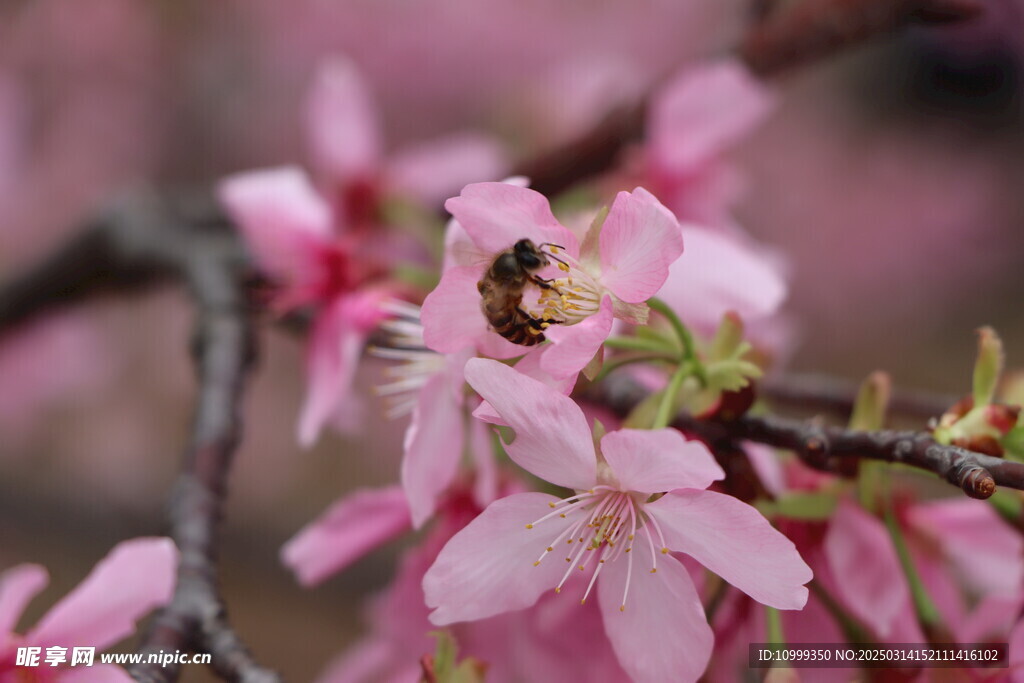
[211,55,1024,683]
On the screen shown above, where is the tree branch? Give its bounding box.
[1,192,279,682]
[596,377,1021,500]
[516,0,982,197]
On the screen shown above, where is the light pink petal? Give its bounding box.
[598,188,684,303]
[420,266,488,355]
[906,499,1024,596]
[402,372,466,528]
[744,442,786,497]
[824,500,909,638]
[540,295,614,380]
[473,348,577,425]
[387,133,507,207]
[650,59,775,174]
[0,564,48,642]
[647,490,811,609]
[469,417,499,509]
[27,537,177,650]
[955,594,1024,644]
[444,183,578,257]
[298,291,385,447]
[305,57,382,184]
[281,486,411,587]
[597,553,712,683]
[464,359,596,489]
[60,665,136,682]
[423,492,576,625]
[218,167,334,284]
[657,225,787,334]
[601,428,724,494]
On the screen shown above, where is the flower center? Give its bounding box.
[370,300,446,418]
[525,487,669,611]
[527,248,604,326]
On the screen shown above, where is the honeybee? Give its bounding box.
[477,239,564,346]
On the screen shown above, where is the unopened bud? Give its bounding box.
[973,327,1004,408]
[850,371,891,431]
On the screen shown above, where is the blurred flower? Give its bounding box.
[424,359,811,683]
[625,59,776,228]
[0,537,177,680]
[219,58,506,446]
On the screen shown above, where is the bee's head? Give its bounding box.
[514,239,545,269]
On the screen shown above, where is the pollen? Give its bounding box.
[650,568,657,574]
[555,587,561,594]
[661,548,669,554]
[533,561,541,566]
[620,605,626,612]
[525,524,533,529]
[549,502,556,508]
[558,262,570,272]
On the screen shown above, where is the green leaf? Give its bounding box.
[849,371,891,431]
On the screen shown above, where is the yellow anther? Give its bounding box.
[559,513,566,518]
[525,524,533,529]
[555,587,561,593]
[628,534,634,540]
[558,262,570,272]
[580,599,586,605]
[540,323,550,329]
[549,245,560,253]
[661,548,669,554]
[549,502,556,508]
[620,605,626,612]
[578,565,585,571]
[650,568,657,574]
[528,326,543,336]
[533,561,541,566]
[624,548,631,553]
[546,546,553,552]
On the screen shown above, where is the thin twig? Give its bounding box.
[596,376,1020,500]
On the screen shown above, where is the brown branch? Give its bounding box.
[515,0,982,197]
[129,204,278,682]
[596,377,1021,500]
[0,192,277,682]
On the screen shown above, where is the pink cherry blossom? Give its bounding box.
[219,58,506,446]
[0,537,177,680]
[421,182,684,379]
[423,358,812,683]
[309,475,628,683]
[641,59,776,227]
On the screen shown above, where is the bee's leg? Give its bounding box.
[530,275,561,293]
[517,307,563,330]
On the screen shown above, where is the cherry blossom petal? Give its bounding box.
[657,226,787,333]
[424,492,576,625]
[473,348,577,426]
[824,500,909,638]
[540,295,614,380]
[0,564,48,646]
[469,418,499,509]
[601,429,724,494]
[298,291,386,447]
[402,372,466,528]
[387,133,507,207]
[444,183,578,257]
[218,167,334,283]
[464,359,596,490]
[906,499,1024,596]
[421,266,489,355]
[650,59,775,174]
[27,537,177,650]
[597,553,712,683]
[281,486,412,587]
[598,188,683,303]
[305,58,382,184]
[646,490,811,609]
